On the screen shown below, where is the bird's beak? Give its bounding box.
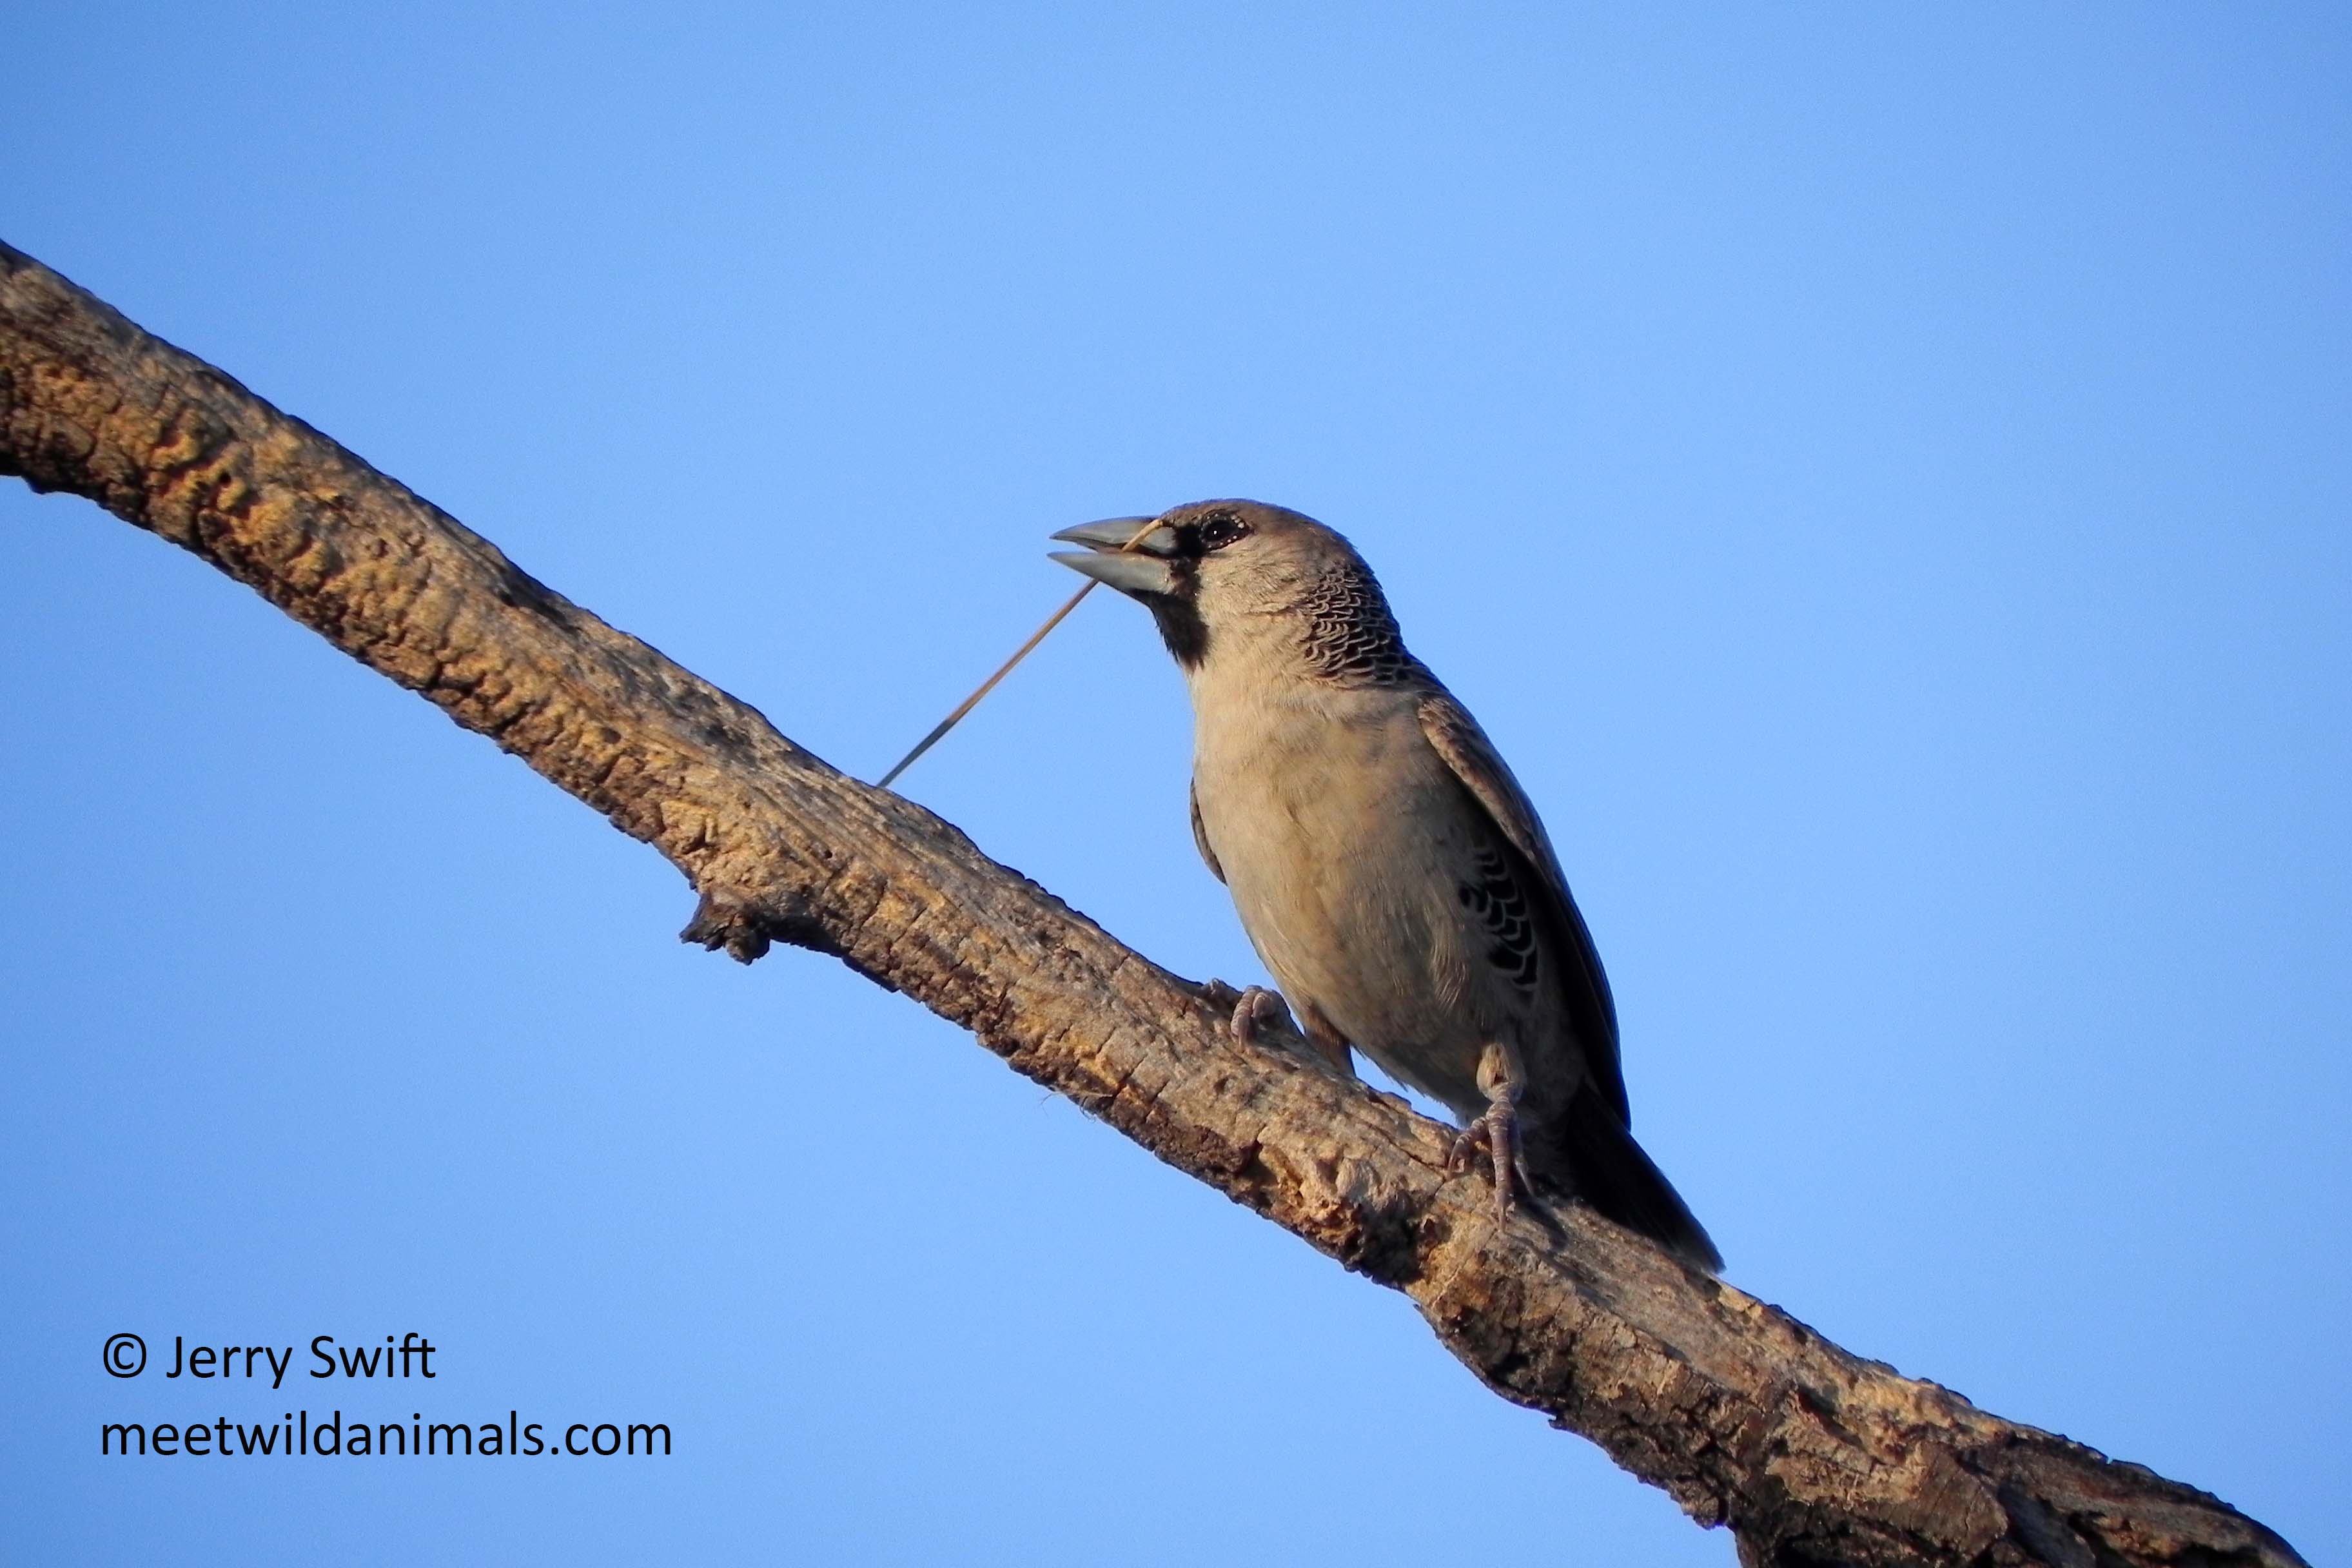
[1048,516,1181,598]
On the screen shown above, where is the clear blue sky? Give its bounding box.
[5,5,2346,1563]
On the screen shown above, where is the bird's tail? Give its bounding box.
[1534,1091,1722,1274]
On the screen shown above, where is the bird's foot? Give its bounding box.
[1228,984,1295,1046]
[1449,1101,1523,1220]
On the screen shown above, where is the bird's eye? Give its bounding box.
[1197,514,1248,551]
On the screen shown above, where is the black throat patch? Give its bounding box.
[1148,593,1210,670]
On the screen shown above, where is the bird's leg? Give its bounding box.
[1450,1042,1528,1220]
[1292,999,1357,1078]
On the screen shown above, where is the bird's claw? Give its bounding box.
[1228,984,1294,1046]
[1449,1102,1522,1220]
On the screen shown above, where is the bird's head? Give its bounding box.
[1050,499,1395,676]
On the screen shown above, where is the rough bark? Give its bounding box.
[0,239,2305,1568]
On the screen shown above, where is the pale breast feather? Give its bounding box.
[1188,776,1225,885]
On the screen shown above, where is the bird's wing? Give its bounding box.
[1418,692,1629,1126]
[1189,775,1225,884]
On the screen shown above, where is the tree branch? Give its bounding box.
[0,239,2303,1568]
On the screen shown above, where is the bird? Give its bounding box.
[1050,500,1721,1272]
